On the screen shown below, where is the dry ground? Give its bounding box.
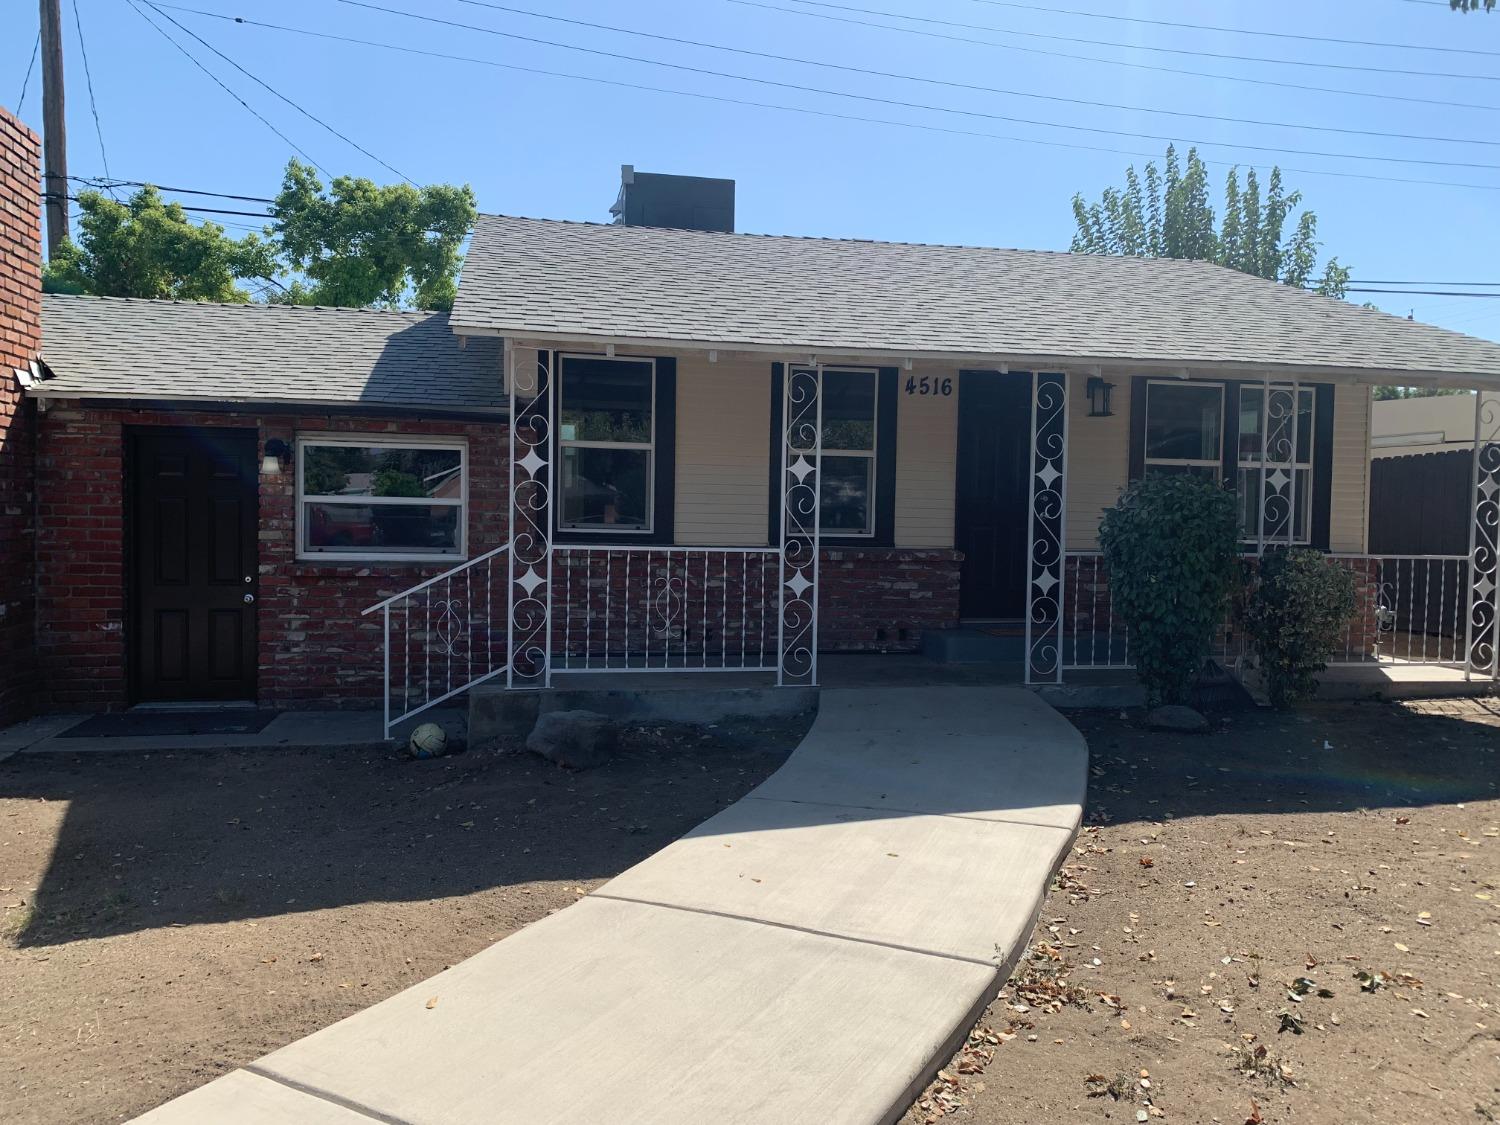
[905,698,1500,1125]
[0,717,806,1125]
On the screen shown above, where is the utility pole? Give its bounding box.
[39,0,68,257]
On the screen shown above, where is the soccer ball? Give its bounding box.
[408,722,448,759]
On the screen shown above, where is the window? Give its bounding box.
[1143,381,1223,479]
[1236,385,1315,543]
[819,368,879,536]
[297,436,466,561]
[558,355,655,532]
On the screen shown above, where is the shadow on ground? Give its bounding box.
[1073,698,1500,827]
[0,716,807,948]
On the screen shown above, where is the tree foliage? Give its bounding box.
[269,161,475,311]
[1373,386,1469,401]
[1070,145,1350,298]
[42,161,477,311]
[1098,474,1243,707]
[1241,548,1356,709]
[43,186,274,302]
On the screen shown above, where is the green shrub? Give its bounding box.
[1241,548,1357,708]
[1099,474,1241,706]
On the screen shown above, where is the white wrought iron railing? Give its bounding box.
[1060,551,1133,670]
[1325,554,1470,666]
[362,543,510,738]
[554,546,781,673]
[1058,550,1476,674]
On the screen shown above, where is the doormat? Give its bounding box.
[60,711,280,738]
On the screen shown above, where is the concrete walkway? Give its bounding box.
[134,686,1087,1125]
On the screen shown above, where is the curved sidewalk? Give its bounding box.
[136,685,1087,1125]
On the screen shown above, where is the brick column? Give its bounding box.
[0,109,41,727]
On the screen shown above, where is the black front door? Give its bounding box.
[955,371,1032,619]
[129,428,259,702]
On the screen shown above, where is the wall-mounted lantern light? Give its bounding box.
[1085,375,1116,418]
[262,437,291,475]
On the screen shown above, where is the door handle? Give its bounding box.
[243,593,256,604]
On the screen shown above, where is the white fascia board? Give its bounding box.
[449,324,1500,388]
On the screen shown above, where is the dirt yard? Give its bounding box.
[0,717,806,1125]
[905,698,1500,1125]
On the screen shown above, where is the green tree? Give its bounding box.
[268,160,476,311]
[42,186,275,302]
[1373,386,1469,401]
[1071,145,1350,298]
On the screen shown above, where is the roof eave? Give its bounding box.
[447,322,1500,388]
[24,385,511,416]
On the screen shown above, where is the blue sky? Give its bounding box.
[7,0,1500,339]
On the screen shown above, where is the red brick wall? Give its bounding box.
[35,401,965,709]
[0,110,41,727]
[820,549,962,651]
[36,404,507,710]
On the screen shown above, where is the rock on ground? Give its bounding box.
[526,710,618,769]
[1145,704,1209,732]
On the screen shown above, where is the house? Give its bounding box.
[1367,393,1492,565]
[1372,392,1486,458]
[10,139,1500,729]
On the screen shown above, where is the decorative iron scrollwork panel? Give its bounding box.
[1026,372,1068,684]
[779,365,821,686]
[508,349,553,688]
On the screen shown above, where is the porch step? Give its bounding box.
[923,625,1026,664]
[468,678,818,746]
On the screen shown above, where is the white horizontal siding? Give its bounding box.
[674,354,771,546]
[1330,382,1371,553]
[1065,375,1130,550]
[894,370,958,548]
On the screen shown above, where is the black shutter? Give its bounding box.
[1127,375,1149,481]
[1311,383,1335,551]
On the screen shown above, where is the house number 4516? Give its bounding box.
[905,376,953,397]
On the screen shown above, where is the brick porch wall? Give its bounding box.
[0,110,41,727]
[35,403,508,711]
[548,547,963,662]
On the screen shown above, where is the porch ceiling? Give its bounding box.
[454,216,1500,388]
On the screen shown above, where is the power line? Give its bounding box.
[71,0,112,182]
[783,0,1500,83]
[68,174,276,203]
[1345,287,1500,297]
[122,0,331,174]
[159,6,1500,193]
[732,0,1500,115]
[962,0,1500,58]
[332,0,1500,171]
[15,33,40,115]
[438,0,1500,150]
[44,190,271,219]
[138,0,414,184]
[1349,279,1500,286]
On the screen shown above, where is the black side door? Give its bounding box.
[129,428,258,702]
[955,371,1032,619]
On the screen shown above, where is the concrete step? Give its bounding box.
[922,625,1026,664]
[468,677,817,745]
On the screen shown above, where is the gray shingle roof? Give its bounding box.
[34,294,505,411]
[451,215,1500,382]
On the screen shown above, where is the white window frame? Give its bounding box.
[819,366,880,539]
[295,433,468,563]
[557,352,657,535]
[1143,379,1224,478]
[1237,384,1315,545]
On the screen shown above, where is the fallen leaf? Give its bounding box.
[425,996,439,1009]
